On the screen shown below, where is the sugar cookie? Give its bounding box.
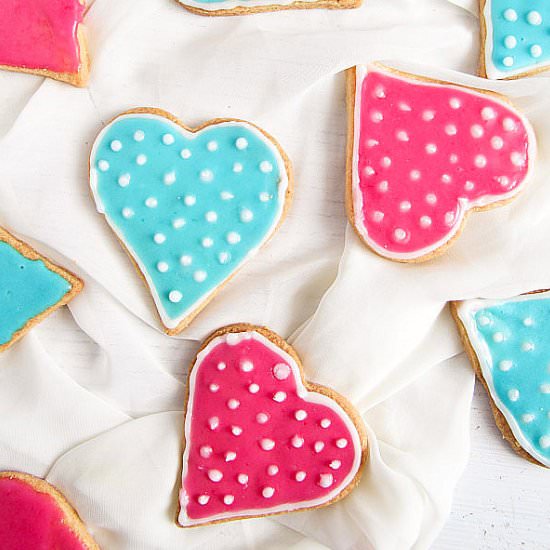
[346,64,536,262]
[480,1,550,80]
[0,471,99,549]
[0,0,90,87]
[452,291,550,468]
[90,109,292,335]
[177,324,367,526]
[0,227,83,353]
[174,0,360,17]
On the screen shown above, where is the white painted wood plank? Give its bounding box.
[435,382,550,549]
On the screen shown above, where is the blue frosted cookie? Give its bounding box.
[481,1,550,79]
[0,228,82,352]
[453,291,550,467]
[90,109,292,335]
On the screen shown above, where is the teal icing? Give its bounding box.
[489,1,550,73]
[467,295,550,465]
[0,241,71,345]
[91,115,285,327]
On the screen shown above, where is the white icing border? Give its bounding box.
[178,329,363,526]
[351,64,537,261]
[456,293,550,468]
[90,114,289,330]
[176,0,317,12]
[483,2,550,80]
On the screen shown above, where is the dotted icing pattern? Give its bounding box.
[0,241,71,346]
[90,114,287,331]
[0,476,87,550]
[352,66,534,261]
[458,294,550,467]
[179,330,363,525]
[485,1,550,79]
[0,0,84,74]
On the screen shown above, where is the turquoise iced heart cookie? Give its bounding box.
[481,1,550,79]
[90,110,292,334]
[453,292,550,468]
[0,227,83,352]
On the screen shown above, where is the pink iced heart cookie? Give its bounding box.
[347,64,536,262]
[0,471,99,549]
[0,0,89,87]
[178,324,367,526]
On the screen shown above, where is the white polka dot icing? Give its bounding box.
[207,469,223,482]
[200,169,214,183]
[110,140,123,152]
[482,1,550,79]
[455,291,550,467]
[231,425,243,436]
[164,171,177,186]
[118,173,131,187]
[295,471,307,482]
[90,112,290,333]
[177,327,365,526]
[273,363,290,380]
[163,133,175,145]
[350,64,535,261]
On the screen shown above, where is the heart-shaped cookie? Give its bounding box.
[0,471,99,549]
[0,0,89,86]
[480,1,550,79]
[177,324,367,527]
[452,292,550,468]
[175,0,360,17]
[90,109,292,335]
[347,64,536,262]
[0,227,83,353]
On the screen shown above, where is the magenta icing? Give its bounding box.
[353,66,534,259]
[0,0,85,74]
[0,477,86,550]
[179,331,362,525]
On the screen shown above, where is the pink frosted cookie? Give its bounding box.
[177,324,367,526]
[0,471,99,549]
[346,64,536,262]
[0,0,89,87]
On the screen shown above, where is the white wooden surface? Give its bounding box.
[434,383,550,549]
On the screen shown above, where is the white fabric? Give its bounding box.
[2,0,549,547]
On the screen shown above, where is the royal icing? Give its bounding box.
[0,0,85,75]
[90,113,289,333]
[178,328,364,526]
[0,240,72,347]
[176,0,319,13]
[483,1,550,79]
[350,65,535,261]
[0,475,88,549]
[456,292,550,467]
